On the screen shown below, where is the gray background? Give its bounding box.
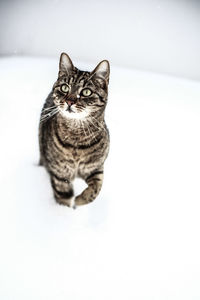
[0,0,200,80]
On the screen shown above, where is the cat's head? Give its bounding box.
[52,53,110,120]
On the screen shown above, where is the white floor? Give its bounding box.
[0,56,200,300]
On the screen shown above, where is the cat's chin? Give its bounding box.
[60,109,88,120]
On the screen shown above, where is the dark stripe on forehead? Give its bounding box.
[76,71,90,85]
[57,70,91,87]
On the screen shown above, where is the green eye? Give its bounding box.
[61,84,70,93]
[81,88,92,97]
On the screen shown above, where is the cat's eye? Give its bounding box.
[81,88,92,97]
[60,84,70,93]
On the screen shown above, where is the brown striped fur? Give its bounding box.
[39,53,110,208]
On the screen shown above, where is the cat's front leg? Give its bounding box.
[50,174,75,207]
[75,169,104,206]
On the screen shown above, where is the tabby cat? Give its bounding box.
[39,53,110,208]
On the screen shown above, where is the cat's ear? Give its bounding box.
[59,53,74,77]
[91,60,110,83]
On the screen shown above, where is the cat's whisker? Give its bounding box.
[42,105,57,112]
[88,118,99,130]
[85,120,98,142]
[41,108,58,118]
[90,116,107,133]
[86,122,92,137]
[86,119,95,133]
[41,112,56,120]
[40,107,60,123]
[42,108,55,116]
[81,120,87,137]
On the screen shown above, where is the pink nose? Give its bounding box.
[67,100,74,106]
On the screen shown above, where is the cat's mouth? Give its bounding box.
[61,106,88,120]
[66,106,74,113]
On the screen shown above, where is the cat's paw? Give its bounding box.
[56,196,75,208]
[75,195,90,207]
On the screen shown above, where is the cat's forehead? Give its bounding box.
[58,70,91,86]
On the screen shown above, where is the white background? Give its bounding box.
[0,55,200,300]
[0,0,200,80]
[0,1,200,299]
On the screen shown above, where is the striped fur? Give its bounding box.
[39,53,110,208]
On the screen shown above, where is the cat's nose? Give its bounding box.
[66,100,74,107]
[66,94,77,106]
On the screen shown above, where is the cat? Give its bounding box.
[39,53,110,208]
